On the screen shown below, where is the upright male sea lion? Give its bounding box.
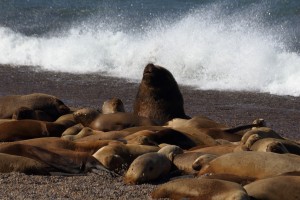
[0,93,70,120]
[133,63,189,125]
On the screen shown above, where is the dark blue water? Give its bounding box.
[0,0,300,96]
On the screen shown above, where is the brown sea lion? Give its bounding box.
[92,143,159,172]
[152,178,249,200]
[190,143,246,156]
[124,145,183,184]
[0,143,109,174]
[102,97,125,114]
[0,153,52,174]
[199,151,300,180]
[89,112,156,132]
[124,128,199,149]
[250,138,300,155]
[61,123,84,136]
[73,108,100,127]
[244,176,300,200]
[133,63,189,125]
[0,93,70,120]
[54,113,77,127]
[192,154,219,171]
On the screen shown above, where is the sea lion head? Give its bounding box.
[73,108,100,126]
[102,98,125,114]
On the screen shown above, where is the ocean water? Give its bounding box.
[0,0,300,96]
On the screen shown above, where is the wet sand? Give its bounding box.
[0,64,299,199]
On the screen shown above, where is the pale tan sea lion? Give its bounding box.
[124,145,182,184]
[244,176,300,200]
[190,144,245,156]
[0,153,51,174]
[165,115,227,129]
[241,127,284,148]
[89,112,156,131]
[152,178,249,200]
[133,63,189,125]
[199,151,300,179]
[102,97,125,114]
[192,154,219,171]
[0,93,70,120]
[201,174,255,186]
[61,123,84,136]
[92,143,160,172]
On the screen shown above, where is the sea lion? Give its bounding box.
[92,143,159,172]
[89,112,156,132]
[190,144,246,156]
[151,178,249,200]
[199,151,300,180]
[12,107,53,121]
[102,98,125,114]
[244,176,300,200]
[0,143,109,174]
[133,63,189,125]
[124,128,198,149]
[73,108,100,127]
[250,138,300,155]
[124,145,183,184]
[241,127,284,148]
[0,93,70,120]
[165,115,227,129]
[61,123,84,136]
[192,153,219,171]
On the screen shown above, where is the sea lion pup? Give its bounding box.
[89,112,156,132]
[133,63,189,125]
[73,108,100,127]
[241,127,284,148]
[0,93,70,120]
[250,137,300,155]
[244,176,300,200]
[151,178,249,200]
[124,128,199,149]
[92,143,160,172]
[165,115,227,129]
[102,97,125,114]
[12,107,53,121]
[199,151,300,180]
[0,153,52,174]
[0,143,109,174]
[124,145,183,184]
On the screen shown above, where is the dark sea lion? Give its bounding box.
[102,97,125,114]
[89,112,156,132]
[0,93,70,120]
[244,176,300,200]
[133,63,189,125]
[152,178,249,200]
[199,151,300,179]
[0,153,52,174]
[12,107,54,121]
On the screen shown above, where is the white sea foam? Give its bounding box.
[0,5,299,96]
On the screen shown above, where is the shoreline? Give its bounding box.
[0,64,299,199]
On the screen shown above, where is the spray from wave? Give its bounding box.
[0,3,299,96]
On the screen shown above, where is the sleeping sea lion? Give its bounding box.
[152,178,249,200]
[0,93,70,120]
[133,63,189,125]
